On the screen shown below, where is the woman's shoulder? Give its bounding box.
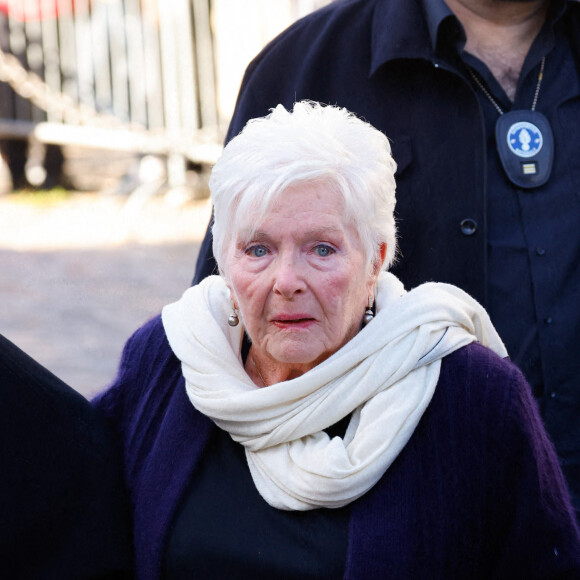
[440,341,523,391]
[118,314,175,374]
[109,314,174,387]
[435,341,530,431]
[124,313,168,352]
[433,341,563,472]
[93,314,181,418]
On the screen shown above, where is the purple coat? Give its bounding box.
[95,315,580,579]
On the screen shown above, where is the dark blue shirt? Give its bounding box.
[425,0,580,489]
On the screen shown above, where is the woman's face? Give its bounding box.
[225,183,383,377]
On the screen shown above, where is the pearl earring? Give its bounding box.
[228,305,239,327]
[363,295,374,326]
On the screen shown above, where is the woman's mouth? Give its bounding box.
[272,315,316,329]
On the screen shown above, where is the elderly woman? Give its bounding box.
[95,101,580,579]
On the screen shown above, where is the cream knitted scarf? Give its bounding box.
[162,272,506,511]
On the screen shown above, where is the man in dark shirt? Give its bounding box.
[193,0,580,518]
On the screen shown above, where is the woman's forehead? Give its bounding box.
[235,187,349,235]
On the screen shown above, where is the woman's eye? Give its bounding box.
[313,244,334,257]
[246,245,268,257]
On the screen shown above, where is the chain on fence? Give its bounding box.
[0,46,129,129]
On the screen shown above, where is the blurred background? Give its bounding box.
[0,0,331,398]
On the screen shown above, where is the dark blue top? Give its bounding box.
[163,419,350,579]
[192,0,580,516]
[425,0,580,500]
[95,315,580,579]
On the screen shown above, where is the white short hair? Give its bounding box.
[210,101,397,274]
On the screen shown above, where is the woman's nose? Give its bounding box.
[272,255,306,298]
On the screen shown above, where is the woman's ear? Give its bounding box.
[223,277,234,303]
[372,243,387,276]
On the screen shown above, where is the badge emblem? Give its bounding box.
[495,110,553,189]
[506,121,543,158]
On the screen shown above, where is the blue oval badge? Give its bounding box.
[506,121,543,158]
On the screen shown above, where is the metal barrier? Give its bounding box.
[0,0,330,190]
[0,0,222,192]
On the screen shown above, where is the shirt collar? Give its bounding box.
[369,0,433,76]
[370,0,573,77]
[421,0,455,50]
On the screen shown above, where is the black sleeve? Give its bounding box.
[0,333,134,579]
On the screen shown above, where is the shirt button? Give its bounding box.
[460,219,478,236]
[536,247,546,256]
[544,316,553,324]
[550,392,557,399]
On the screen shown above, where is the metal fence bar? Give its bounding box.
[0,0,331,174]
[38,1,57,122]
[71,0,93,109]
[109,0,130,121]
[124,0,147,126]
[174,0,200,132]
[91,2,114,117]
[24,11,45,122]
[6,0,31,121]
[55,2,77,111]
[192,0,218,130]
[140,0,164,131]
[158,0,192,185]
